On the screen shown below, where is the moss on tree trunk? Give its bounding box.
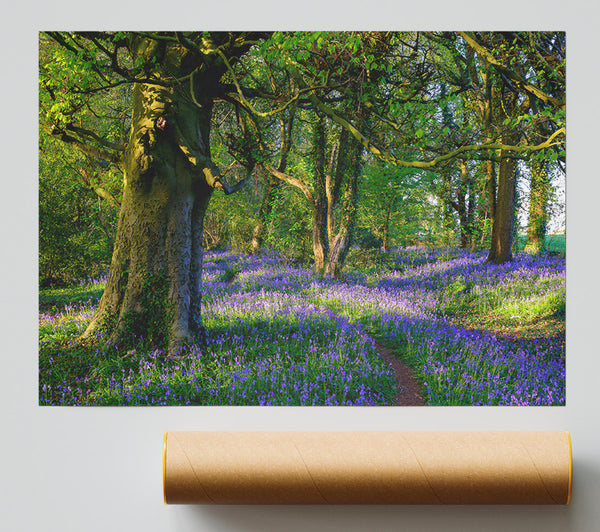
[81,37,227,352]
[524,157,550,254]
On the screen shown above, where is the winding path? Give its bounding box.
[228,271,425,406]
[372,338,426,406]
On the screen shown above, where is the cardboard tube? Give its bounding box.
[163,431,572,505]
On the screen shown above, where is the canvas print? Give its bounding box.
[39,31,565,406]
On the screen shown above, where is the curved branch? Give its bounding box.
[202,160,252,195]
[458,32,565,111]
[173,120,251,195]
[259,163,315,205]
[42,124,123,164]
[72,164,122,209]
[64,124,124,152]
[216,48,302,118]
[289,62,565,169]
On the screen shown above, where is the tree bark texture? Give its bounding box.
[81,36,236,352]
[487,80,519,265]
[487,153,516,264]
[325,128,362,277]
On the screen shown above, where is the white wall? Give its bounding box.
[3,2,599,530]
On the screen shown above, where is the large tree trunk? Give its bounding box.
[325,173,358,277]
[81,38,230,352]
[312,200,329,273]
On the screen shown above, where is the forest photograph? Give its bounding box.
[38,31,566,406]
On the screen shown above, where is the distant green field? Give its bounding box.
[516,234,565,253]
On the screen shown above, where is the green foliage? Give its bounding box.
[515,234,565,254]
[39,31,566,285]
[203,175,259,252]
[39,136,118,286]
[217,264,242,283]
[264,188,312,263]
[39,35,127,287]
[39,282,104,313]
[358,162,440,249]
[493,291,565,324]
[354,227,383,250]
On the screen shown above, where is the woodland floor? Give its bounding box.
[372,339,425,406]
[39,248,566,406]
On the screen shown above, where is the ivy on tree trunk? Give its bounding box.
[79,34,254,352]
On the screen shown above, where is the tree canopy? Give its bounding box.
[39,31,566,350]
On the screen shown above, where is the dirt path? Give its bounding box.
[309,298,427,406]
[372,338,426,406]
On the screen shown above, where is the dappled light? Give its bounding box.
[39,249,564,406]
[39,31,565,407]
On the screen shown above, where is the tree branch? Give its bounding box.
[289,62,565,169]
[172,118,251,195]
[458,32,565,111]
[216,48,303,118]
[202,160,252,195]
[64,124,124,152]
[259,163,315,205]
[70,163,122,209]
[42,124,123,164]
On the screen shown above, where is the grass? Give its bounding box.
[39,247,565,406]
[515,233,565,254]
[39,280,104,312]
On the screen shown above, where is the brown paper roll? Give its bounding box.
[163,431,572,505]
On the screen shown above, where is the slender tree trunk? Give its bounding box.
[488,153,517,263]
[471,63,495,250]
[312,117,329,273]
[258,116,361,278]
[324,128,362,277]
[471,159,496,250]
[487,160,497,231]
[381,200,393,252]
[461,165,476,250]
[249,178,277,254]
[465,172,476,250]
[457,160,470,249]
[250,111,294,254]
[524,157,550,254]
[487,79,519,264]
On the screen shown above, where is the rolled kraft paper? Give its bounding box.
[163,431,572,505]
